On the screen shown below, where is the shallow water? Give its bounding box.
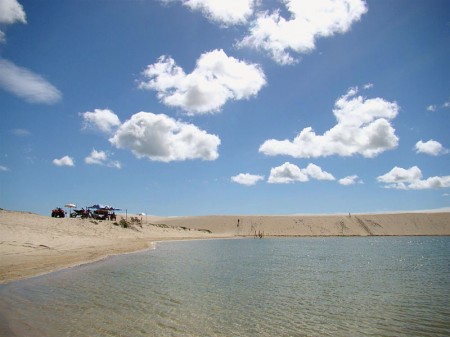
[1,237,449,336]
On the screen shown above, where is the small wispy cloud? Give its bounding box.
[338,175,363,186]
[85,149,121,169]
[426,105,437,112]
[231,173,264,186]
[443,100,450,108]
[10,128,31,136]
[426,97,450,112]
[52,155,74,167]
[0,59,62,104]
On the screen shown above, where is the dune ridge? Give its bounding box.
[161,213,450,236]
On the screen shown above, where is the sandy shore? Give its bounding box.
[1,209,449,284]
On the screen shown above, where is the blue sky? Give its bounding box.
[0,0,449,216]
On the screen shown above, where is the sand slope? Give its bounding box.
[0,210,218,284]
[1,210,449,284]
[161,213,450,236]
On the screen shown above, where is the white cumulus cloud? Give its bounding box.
[81,108,121,134]
[85,149,107,165]
[85,148,121,169]
[139,49,266,114]
[259,87,399,158]
[338,175,362,185]
[237,0,367,64]
[0,59,62,104]
[377,166,450,190]
[53,155,74,167]
[0,0,26,24]
[268,162,308,183]
[231,173,264,186]
[268,162,334,184]
[303,163,335,180]
[109,112,220,162]
[0,0,26,43]
[415,140,448,156]
[170,0,257,26]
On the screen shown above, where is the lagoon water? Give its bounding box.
[1,237,449,337]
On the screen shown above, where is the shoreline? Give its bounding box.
[1,209,449,284]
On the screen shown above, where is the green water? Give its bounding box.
[1,237,449,336]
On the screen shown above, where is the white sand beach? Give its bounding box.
[1,209,449,284]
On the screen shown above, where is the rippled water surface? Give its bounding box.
[1,237,449,336]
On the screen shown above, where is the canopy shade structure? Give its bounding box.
[64,203,76,208]
[88,204,121,210]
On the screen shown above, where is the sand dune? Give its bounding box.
[161,213,450,236]
[1,209,449,284]
[0,210,218,284]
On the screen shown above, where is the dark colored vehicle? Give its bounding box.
[91,208,116,221]
[88,205,119,221]
[51,207,65,218]
[70,209,90,219]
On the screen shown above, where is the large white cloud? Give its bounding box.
[139,49,266,114]
[414,140,448,156]
[109,112,220,162]
[0,59,62,104]
[377,166,450,190]
[169,0,256,26]
[231,173,264,186]
[268,162,334,184]
[81,109,121,134]
[52,155,74,167]
[237,0,367,64]
[259,87,399,158]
